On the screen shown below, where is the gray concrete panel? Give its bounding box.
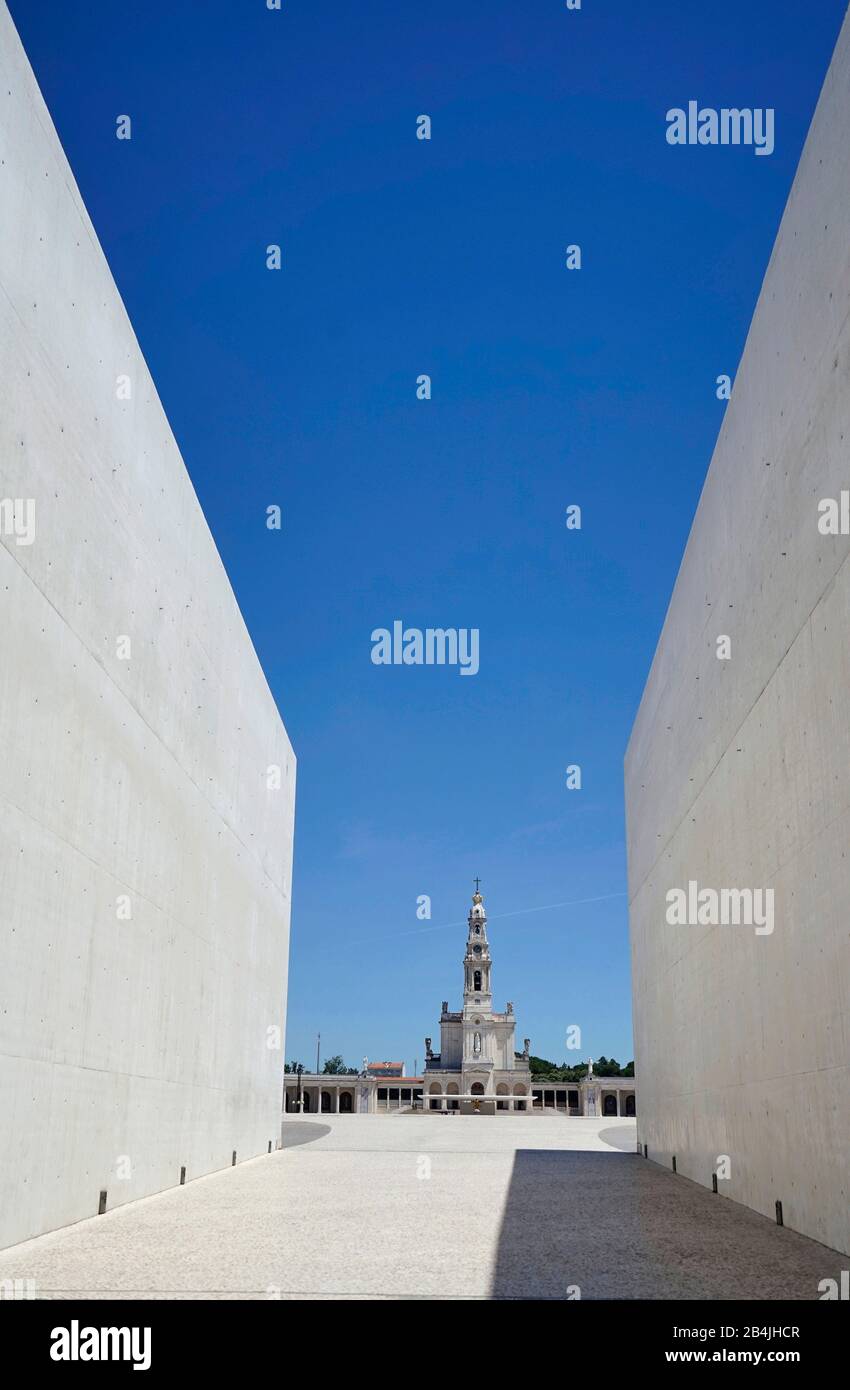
[626,9,850,1254]
[0,3,295,1249]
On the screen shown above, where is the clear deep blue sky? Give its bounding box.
[11,0,846,1072]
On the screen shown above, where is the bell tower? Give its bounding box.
[463,881,492,1013]
[426,880,528,1095]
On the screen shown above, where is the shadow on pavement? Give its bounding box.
[281,1122,331,1148]
[490,1150,844,1300]
[599,1124,638,1152]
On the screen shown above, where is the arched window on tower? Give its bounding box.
[473,970,481,991]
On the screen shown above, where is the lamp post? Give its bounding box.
[295,1063,303,1114]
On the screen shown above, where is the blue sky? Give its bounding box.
[11,0,847,1072]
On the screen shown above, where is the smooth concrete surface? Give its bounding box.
[626,7,850,1256]
[0,2,295,1249]
[0,1116,843,1300]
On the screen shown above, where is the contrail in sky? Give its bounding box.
[343,891,627,948]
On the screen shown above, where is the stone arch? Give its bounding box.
[428,1081,442,1111]
[625,1093,636,1117]
[471,1082,485,1096]
[339,1091,353,1113]
[603,1093,618,1116]
[321,1090,332,1113]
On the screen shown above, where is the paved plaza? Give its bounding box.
[0,1116,843,1300]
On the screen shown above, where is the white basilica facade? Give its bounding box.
[282,886,636,1118]
[422,888,533,1112]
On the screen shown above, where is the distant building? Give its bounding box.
[422,888,635,1116]
[284,1073,424,1114]
[282,1068,635,1117]
[283,887,636,1118]
[422,888,532,1112]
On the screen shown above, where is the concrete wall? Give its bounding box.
[626,9,850,1257]
[0,3,295,1250]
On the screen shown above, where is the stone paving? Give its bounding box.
[0,1116,843,1300]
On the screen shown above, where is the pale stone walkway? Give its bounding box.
[0,1116,842,1300]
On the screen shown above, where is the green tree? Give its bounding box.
[560,1063,589,1083]
[529,1054,635,1081]
[321,1055,359,1075]
[528,1054,559,1078]
[596,1056,622,1077]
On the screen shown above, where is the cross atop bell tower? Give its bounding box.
[463,884,492,1011]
